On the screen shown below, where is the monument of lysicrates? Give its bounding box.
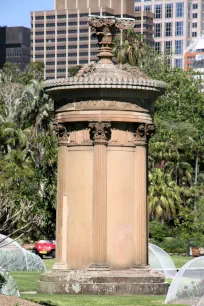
[38,15,168,295]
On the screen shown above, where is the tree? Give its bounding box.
[149,168,182,222]
[113,29,147,67]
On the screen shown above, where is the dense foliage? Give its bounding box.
[0,62,57,240]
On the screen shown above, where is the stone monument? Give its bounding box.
[38,16,168,295]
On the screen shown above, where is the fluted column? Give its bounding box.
[89,122,111,269]
[53,124,69,270]
[134,124,155,267]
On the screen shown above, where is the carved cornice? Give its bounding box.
[56,100,148,113]
[89,121,111,145]
[53,122,69,146]
[135,124,155,145]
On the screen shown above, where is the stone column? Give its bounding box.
[134,124,155,267]
[53,123,69,270]
[89,121,111,269]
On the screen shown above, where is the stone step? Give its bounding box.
[40,274,165,284]
[37,280,168,295]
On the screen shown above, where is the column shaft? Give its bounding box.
[92,143,107,265]
[134,144,148,266]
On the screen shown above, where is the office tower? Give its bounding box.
[0,26,30,70]
[135,0,204,69]
[31,0,135,80]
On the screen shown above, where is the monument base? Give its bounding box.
[37,267,168,295]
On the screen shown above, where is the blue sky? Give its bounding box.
[0,0,54,28]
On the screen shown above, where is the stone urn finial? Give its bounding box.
[88,15,135,64]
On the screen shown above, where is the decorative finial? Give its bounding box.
[88,16,135,64]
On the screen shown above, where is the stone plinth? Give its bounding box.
[37,268,168,295]
[38,16,168,295]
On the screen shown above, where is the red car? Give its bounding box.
[32,239,56,258]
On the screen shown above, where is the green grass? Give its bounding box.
[170,255,191,268]
[10,271,41,292]
[21,294,186,306]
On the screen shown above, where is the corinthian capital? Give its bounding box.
[53,122,69,146]
[89,121,111,145]
[135,123,155,144]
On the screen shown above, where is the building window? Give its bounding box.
[46,39,55,43]
[35,16,44,20]
[165,3,173,18]
[176,21,183,36]
[47,54,55,58]
[68,53,77,57]
[80,21,88,25]
[192,22,197,28]
[35,31,44,35]
[68,22,77,26]
[175,40,183,54]
[79,52,88,56]
[193,13,198,18]
[46,31,55,35]
[175,59,183,68]
[57,23,66,27]
[69,45,77,49]
[144,5,152,11]
[80,29,88,33]
[35,47,44,51]
[35,39,44,43]
[46,46,55,50]
[155,23,162,38]
[165,22,172,37]
[193,3,198,9]
[57,38,66,42]
[57,54,66,57]
[80,45,88,49]
[69,14,77,18]
[135,6,141,12]
[155,41,161,53]
[68,37,77,41]
[58,15,66,19]
[35,24,44,28]
[164,41,172,54]
[58,61,66,65]
[80,37,88,41]
[58,30,66,34]
[79,60,88,64]
[192,32,197,37]
[46,62,55,65]
[46,23,55,27]
[68,29,77,33]
[46,15,55,19]
[46,69,55,73]
[69,60,77,64]
[58,46,66,49]
[176,3,184,17]
[35,54,44,58]
[155,4,162,19]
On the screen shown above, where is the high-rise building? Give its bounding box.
[0,26,30,70]
[134,0,204,69]
[31,0,135,80]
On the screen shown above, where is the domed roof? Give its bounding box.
[44,16,166,94]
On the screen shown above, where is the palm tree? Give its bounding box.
[19,79,54,134]
[113,29,147,67]
[164,160,192,186]
[149,168,182,222]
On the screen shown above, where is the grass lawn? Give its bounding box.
[21,294,186,306]
[10,257,189,306]
[170,255,191,268]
